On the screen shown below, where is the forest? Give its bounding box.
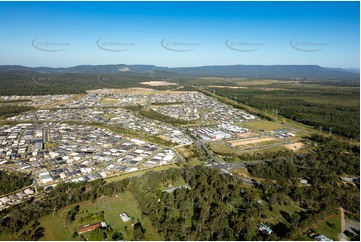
[209,84,360,139]
[0,71,186,96]
[124,105,192,125]
[0,105,35,119]
[0,171,32,196]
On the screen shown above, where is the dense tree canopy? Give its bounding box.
[0,171,32,196]
[210,85,360,139]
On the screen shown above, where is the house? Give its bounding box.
[8,194,19,202]
[258,223,272,235]
[340,177,353,182]
[120,212,131,222]
[77,222,107,234]
[39,171,53,183]
[15,192,26,199]
[314,234,333,241]
[0,196,10,205]
[23,188,35,196]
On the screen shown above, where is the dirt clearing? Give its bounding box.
[285,142,304,151]
[229,137,277,146]
[141,81,178,86]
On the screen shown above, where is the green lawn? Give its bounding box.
[39,207,76,240]
[301,214,342,241]
[209,142,238,155]
[100,97,119,105]
[37,191,163,241]
[314,215,341,240]
[96,191,163,241]
[262,203,303,226]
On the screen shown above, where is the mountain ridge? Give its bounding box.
[0,64,359,81]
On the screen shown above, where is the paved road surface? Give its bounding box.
[339,207,347,241]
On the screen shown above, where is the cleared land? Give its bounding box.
[209,85,247,89]
[285,142,304,151]
[313,214,341,241]
[210,142,238,155]
[241,120,287,131]
[236,145,288,156]
[100,97,119,105]
[236,132,259,138]
[38,191,162,241]
[140,81,178,86]
[229,137,277,147]
[88,88,156,95]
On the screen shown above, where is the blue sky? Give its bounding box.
[0,1,359,68]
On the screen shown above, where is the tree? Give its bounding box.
[112,231,123,240]
[133,222,146,240]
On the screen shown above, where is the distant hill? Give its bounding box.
[0,64,359,82]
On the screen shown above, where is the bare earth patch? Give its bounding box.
[209,85,247,89]
[176,146,192,158]
[87,88,156,94]
[157,135,171,142]
[258,88,288,91]
[237,132,258,138]
[140,81,178,86]
[229,137,277,147]
[284,142,304,151]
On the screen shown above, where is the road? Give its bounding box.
[184,129,225,165]
[339,207,347,241]
[183,129,263,186]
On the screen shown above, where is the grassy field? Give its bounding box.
[100,97,119,105]
[236,145,288,156]
[262,203,303,226]
[96,191,162,241]
[37,191,163,241]
[105,164,179,183]
[313,215,341,240]
[232,167,266,183]
[301,214,342,241]
[158,176,187,191]
[197,78,292,87]
[241,120,288,131]
[209,142,238,155]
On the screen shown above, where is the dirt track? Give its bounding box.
[229,137,277,146]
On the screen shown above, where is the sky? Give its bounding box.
[0,1,359,68]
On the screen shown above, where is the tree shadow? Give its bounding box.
[272,222,290,237]
[279,210,291,222]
